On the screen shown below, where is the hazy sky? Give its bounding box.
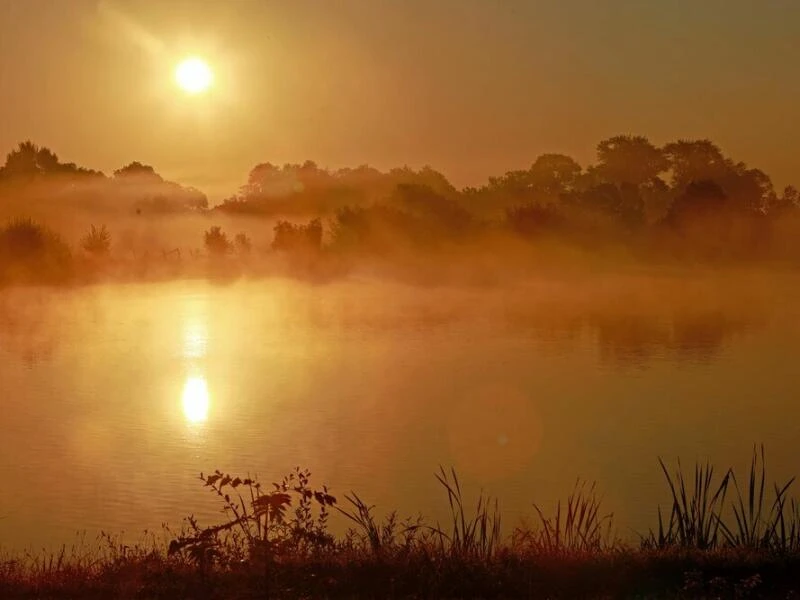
[1,0,798,199]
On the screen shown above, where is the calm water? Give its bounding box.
[1,271,799,550]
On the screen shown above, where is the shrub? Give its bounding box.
[203,226,231,256]
[80,225,111,256]
[0,218,72,283]
[168,468,336,569]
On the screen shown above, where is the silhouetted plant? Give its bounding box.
[335,492,426,557]
[80,225,111,256]
[0,218,48,258]
[434,466,502,560]
[234,232,252,255]
[718,445,797,551]
[169,468,336,569]
[0,218,72,282]
[644,458,731,550]
[203,226,231,256]
[513,479,615,554]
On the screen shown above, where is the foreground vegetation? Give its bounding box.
[4,447,800,598]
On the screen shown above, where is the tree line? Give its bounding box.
[2,135,800,271]
[0,141,207,213]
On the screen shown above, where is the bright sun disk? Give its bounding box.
[175,57,213,94]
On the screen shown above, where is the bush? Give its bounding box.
[0,218,72,283]
[203,226,231,256]
[80,224,111,256]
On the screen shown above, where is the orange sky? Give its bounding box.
[1,0,798,200]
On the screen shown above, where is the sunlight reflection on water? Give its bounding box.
[181,296,211,424]
[182,376,210,424]
[183,322,208,359]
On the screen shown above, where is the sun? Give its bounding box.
[175,57,213,94]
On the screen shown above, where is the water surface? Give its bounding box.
[1,271,798,550]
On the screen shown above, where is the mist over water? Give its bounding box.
[1,270,798,551]
[3,2,800,592]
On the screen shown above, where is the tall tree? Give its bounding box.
[663,139,729,188]
[595,135,668,187]
[527,154,582,195]
[113,162,163,182]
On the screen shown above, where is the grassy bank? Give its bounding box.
[3,546,797,599]
[3,449,800,598]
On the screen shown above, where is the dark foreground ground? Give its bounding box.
[3,548,800,599]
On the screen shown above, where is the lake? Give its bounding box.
[1,269,799,551]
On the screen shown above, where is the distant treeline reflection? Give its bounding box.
[0,279,765,368]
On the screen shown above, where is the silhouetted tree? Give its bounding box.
[272,219,323,254]
[392,183,474,240]
[663,139,775,214]
[774,186,799,214]
[235,232,252,255]
[390,165,458,198]
[663,140,729,188]
[659,180,755,257]
[3,141,46,180]
[573,182,645,229]
[204,226,231,256]
[219,161,458,218]
[528,154,582,195]
[2,142,64,180]
[330,205,420,255]
[665,180,729,226]
[113,162,207,212]
[114,162,163,182]
[0,141,102,183]
[594,135,668,187]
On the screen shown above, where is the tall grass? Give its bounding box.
[434,466,502,560]
[647,458,731,549]
[647,445,800,553]
[336,492,426,557]
[718,445,797,551]
[514,479,615,554]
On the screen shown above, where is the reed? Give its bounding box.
[718,445,797,551]
[434,465,502,560]
[514,479,615,554]
[646,457,731,549]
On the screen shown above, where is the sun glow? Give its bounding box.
[182,376,210,423]
[175,57,213,94]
